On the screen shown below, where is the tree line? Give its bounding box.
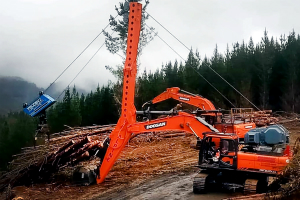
[47,85,119,133]
[136,30,300,113]
[1,30,300,170]
[0,112,36,170]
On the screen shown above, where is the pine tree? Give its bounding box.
[269,40,288,111]
[0,121,10,169]
[184,49,201,93]
[69,86,82,126]
[104,0,157,109]
[259,30,275,109]
[79,93,85,122]
[62,87,71,126]
[282,30,300,112]
[104,0,156,59]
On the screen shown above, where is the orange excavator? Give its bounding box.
[92,2,291,194]
[143,87,256,142]
[193,125,291,194]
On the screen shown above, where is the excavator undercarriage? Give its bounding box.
[193,170,270,194]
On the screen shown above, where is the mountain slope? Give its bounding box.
[0,76,89,115]
[0,76,40,115]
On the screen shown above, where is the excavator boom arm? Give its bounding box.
[98,112,219,183]
[128,112,219,136]
[151,87,216,110]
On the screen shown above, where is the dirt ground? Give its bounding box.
[91,171,240,200]
[3,120,300,200]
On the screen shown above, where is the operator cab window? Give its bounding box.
[220,139,236,155]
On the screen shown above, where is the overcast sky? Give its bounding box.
[0,0,299,92]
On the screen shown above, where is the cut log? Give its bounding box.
[70,140,101,159]
[55,140,76,154]
[72,151,90,165]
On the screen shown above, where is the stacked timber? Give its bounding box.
[229,110,279,127]
[0,124,191,191]
[222,110,279,127]
[0,125,113,191]
[251,110,279,126]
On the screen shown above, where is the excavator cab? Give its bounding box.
[198,133,238,169]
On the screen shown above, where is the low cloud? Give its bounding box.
[0,0,299,91]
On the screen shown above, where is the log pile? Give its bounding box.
[0,124,191,191]
[225,110,279,127]
[251,110,279,127]
[0,125,113,191]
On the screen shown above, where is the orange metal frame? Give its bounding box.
[97,2,218,183]
[97,2,142,183]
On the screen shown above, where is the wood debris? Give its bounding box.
[0,124,191,191]
[0,125,112,191]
